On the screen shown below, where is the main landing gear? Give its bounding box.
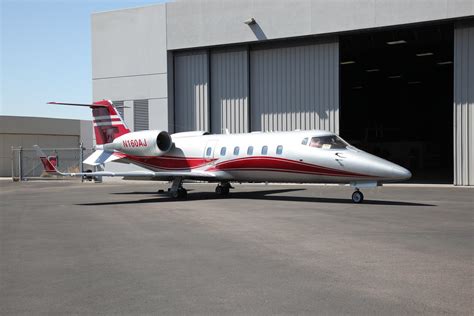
[351,189,364,204]
[169,177,187,199]
[215,182,233,196]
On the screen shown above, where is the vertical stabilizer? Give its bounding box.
[91,100,130,144]
[48,100,131,144]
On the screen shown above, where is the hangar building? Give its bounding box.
[92,0,473,185]
[0,116,93,177]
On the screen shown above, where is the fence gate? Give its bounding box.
[11,146,94,181]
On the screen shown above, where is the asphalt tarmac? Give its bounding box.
[1,180,472,315]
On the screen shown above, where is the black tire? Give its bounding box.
[352,191,364,203]
[171,190,180,199]
[216,185,230,196]
[222,186,230,195]
[178,188,187,199]
[83,169,93,181]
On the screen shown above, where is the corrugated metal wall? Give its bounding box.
[174,51,209,132]
[210,48,249,134]
[113,101,125,119]
[454,24,474,186]
[133,99,149,131]
[250,41,339,133]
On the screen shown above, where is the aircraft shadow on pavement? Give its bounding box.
[78,188,435,207]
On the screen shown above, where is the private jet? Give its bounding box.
[35,100,411,203]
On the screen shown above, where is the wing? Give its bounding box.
[33,145,216,181]
[83,150,126,166]
[77,170,216,181]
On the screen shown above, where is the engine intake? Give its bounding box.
[104,130,173,156]
[156,131,172,152]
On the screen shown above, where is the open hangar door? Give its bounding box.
[340,23,453,183]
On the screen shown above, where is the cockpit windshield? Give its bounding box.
[308,135,348,149]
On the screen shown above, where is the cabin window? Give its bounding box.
[309,135,348,149]
[233,146,240,155]
[276,145,283,155]
[206,147,212,156]
[261,145,268,155]
[247,146,254,155]
[301,137,308,145]
[220,147,226,156]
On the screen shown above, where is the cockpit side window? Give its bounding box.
[301,137,308,145]
[309,135,348,149]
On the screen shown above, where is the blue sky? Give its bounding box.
[1,0,165,120]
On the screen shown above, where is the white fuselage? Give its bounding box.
[118,130,411,184]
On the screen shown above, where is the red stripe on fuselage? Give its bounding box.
[121,155,215,170]
[207,156,373,177]
[117,154,373,178]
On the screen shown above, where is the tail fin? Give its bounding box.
[48,100,130,144]
[33,145,62,175]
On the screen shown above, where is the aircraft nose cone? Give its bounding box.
[391,165,412,180]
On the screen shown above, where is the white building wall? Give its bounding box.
[92,3,168,138]
[166,0,474,50]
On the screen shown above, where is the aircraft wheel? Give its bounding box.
[171,190,179,199]
[352,190,364,203]
[83,169,93,181]
[215,185,229,196]
[222,186,230,195]
[178,188,188,199]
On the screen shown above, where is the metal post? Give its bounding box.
[11,147,15,181]
[94,164,103,183]
[79,142,84,182]
[18,146,23,182]
[54,149,58,170]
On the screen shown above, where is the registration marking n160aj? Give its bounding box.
[123,139,148,148]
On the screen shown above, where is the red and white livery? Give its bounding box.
[36,100,411,203]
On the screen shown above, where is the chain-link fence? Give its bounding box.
[11,145,95,181]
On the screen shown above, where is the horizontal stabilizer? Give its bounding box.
[48,102,129,108]
[83,150,125,166]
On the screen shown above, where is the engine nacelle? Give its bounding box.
[104,130,173,157]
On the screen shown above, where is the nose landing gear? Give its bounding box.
[351,189,364,203]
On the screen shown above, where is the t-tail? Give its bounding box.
[33,145,62,175]
[48,100,130,144]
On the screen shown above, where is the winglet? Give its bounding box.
[33,145,62,175]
